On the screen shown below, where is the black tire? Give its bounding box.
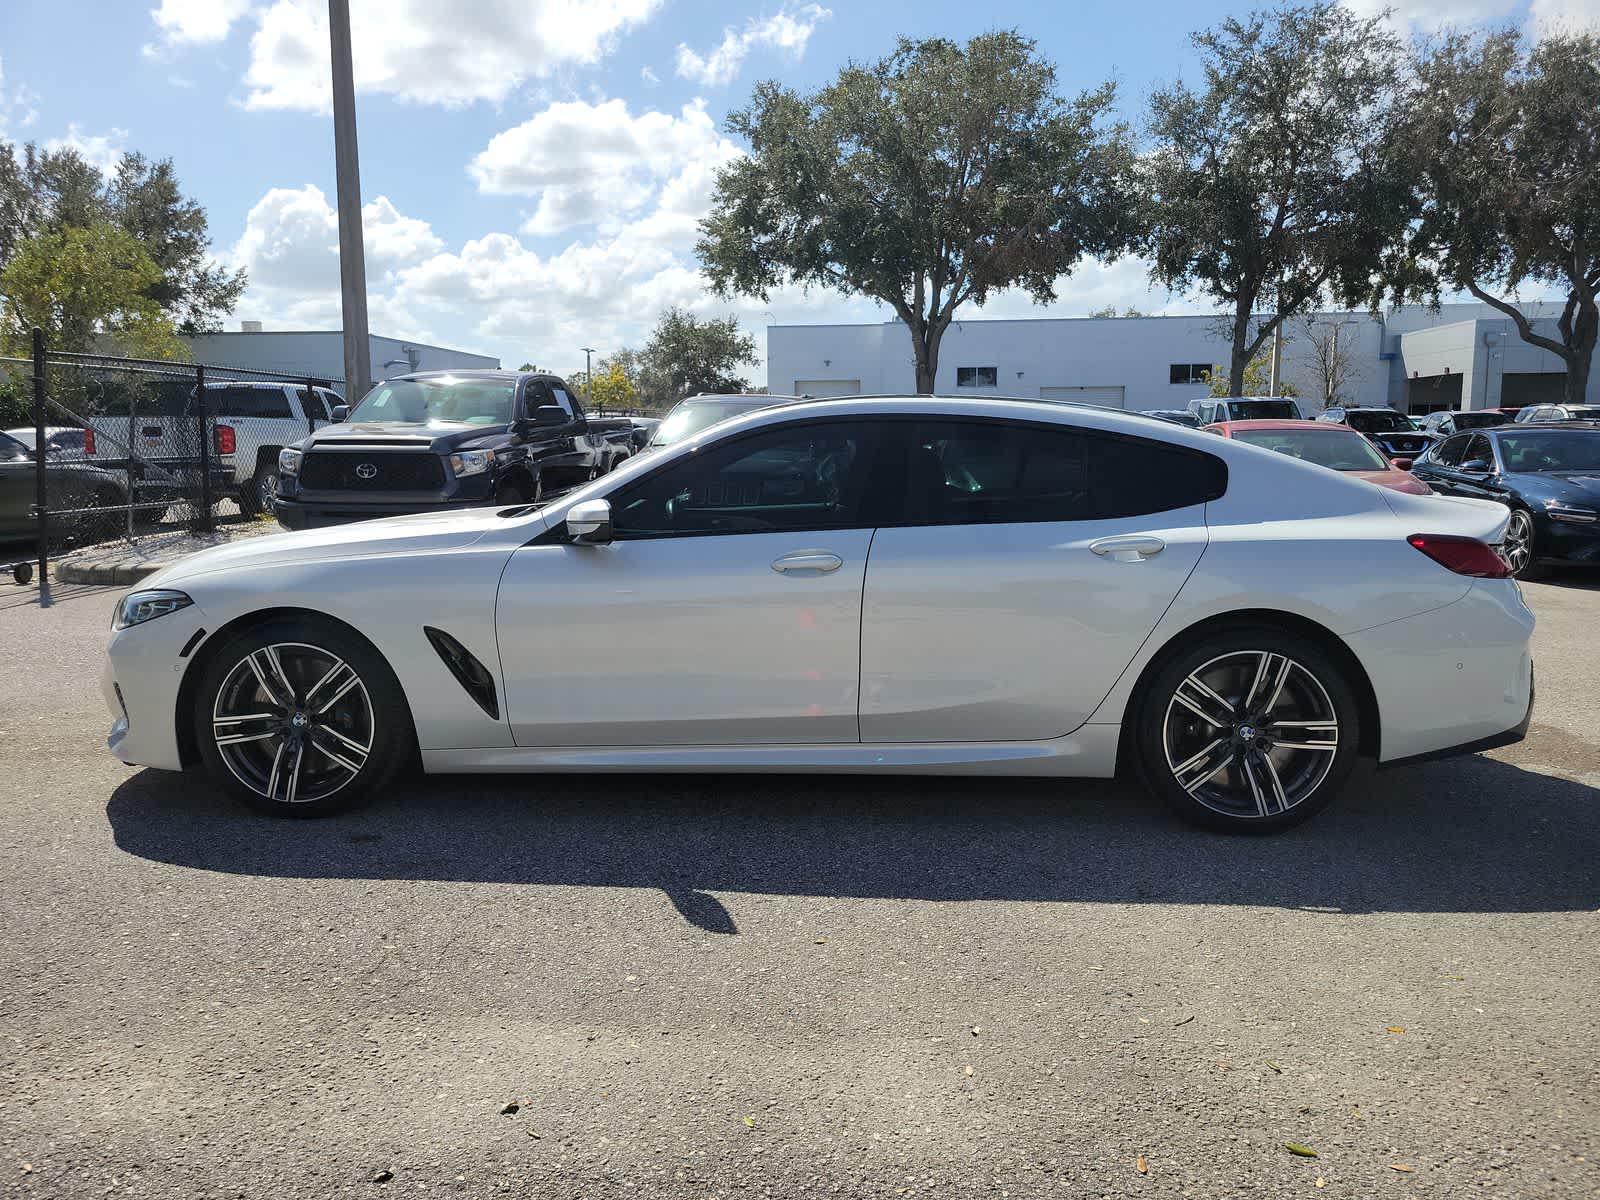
[236,462,278,518]
[1131,626,1363,834]
[193,617,415,817]
[1502,507,1544,580]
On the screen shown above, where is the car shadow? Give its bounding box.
[106,752,1599,933]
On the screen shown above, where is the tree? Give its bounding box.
[1207,352,1299,398]
[0,143,244,335]
[1088,304,1149,318]
[637,307,757,402]
[699,32,1136,394]
[1298,317,1359,408]
[590,363,637,411]
[1,223,188,359]
[1392,29,1600,406]
[1141,2,1412,396]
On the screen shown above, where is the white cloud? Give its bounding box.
[45,125,129,174]
[1341,0,1597,38]
[469,98,741,235]
[237,0,663,112]
[0,56,40,139]
[1529,0,1600,35]
[675,4,831,87]
[151,0,256,45]
[227,184,446,342]
[640,65,660,84]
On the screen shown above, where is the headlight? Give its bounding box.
[112,589,193,631]
[279,447,303,477]
[1544,500,1598,523]
[450,449,495,478]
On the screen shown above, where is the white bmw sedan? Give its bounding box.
[102,398,1534,833]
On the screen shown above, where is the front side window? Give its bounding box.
[956,367,998,388]
[546,384,577,416]
[299,388,330,421]
[1432,434,1470,466]
[1461,435,1494,469]
[612,421,878,538]
[896,420,1225,526]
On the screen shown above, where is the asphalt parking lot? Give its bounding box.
[1,576,1596,1198]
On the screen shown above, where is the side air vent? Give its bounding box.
[423,627,500,720]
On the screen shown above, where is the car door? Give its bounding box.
[858,418,1221,742]
[497,418,888,746]
[1450,434,1500,501]
[522,381,584,489]
[0,433,35,536]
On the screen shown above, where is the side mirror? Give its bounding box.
[331,405,348,422]
[1461,459,1491,474]
[566,498,612,544]
[532,405,569,426]
[1391,457,1414,471]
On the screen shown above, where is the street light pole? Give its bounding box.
[329,0,372,402]
[580,346,594,407]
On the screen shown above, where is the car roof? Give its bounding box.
[1210,419,1351,434]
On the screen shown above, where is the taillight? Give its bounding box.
[1407,533,1512,578]
[83,428,95,456]
[214,424,236,455]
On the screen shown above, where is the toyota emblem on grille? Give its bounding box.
[355,462,378,480]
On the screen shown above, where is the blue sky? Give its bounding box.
[0,0,1580,379]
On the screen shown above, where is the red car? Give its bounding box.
[1204,419,1432,495]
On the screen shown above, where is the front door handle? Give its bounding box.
[1089,535,1166,563]
[771,550,843,575]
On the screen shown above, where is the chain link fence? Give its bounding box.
[2,330,342,584]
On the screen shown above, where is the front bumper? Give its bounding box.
[275,496,473,530]
[103,599,212,772]
[1533,511,1600,565]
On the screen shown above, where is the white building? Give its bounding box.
[767,302,1596,413]
[179,324,498,392]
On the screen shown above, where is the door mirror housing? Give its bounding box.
[330,405,348,422]
[532,404,569,427]
[1391,457,1414,471]
[1461,459,1492,474]
[565,498,612,544]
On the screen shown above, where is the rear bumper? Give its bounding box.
[1381,664,1533,767]
[1348,580,1535,763]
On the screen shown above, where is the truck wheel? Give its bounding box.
[237,462,279,518]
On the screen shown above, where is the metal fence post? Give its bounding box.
[195,362,213,533]
[306,378,319,434]
[31,328,48,584]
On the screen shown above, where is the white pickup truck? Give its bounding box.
[84,380,344,516]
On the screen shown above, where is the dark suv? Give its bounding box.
[274,371,618,530]
[1315,406,1432,460]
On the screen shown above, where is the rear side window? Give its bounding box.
[895,420,1225,526]
[1433,434,1469,466]
[212,386,292,418]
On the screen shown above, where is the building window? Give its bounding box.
[956,366,998,388]
[1169,363,1212,385]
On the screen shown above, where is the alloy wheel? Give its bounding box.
[1161,650,1340,820]
[1503,510,1534,576]
[210,642,374,804]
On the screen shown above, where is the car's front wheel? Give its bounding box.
[1501,508,1543,579]
[193,618,414,816]
[1133,628,1362,833]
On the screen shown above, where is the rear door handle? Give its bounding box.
[1089,535,1166,563]
[771,550,843,575]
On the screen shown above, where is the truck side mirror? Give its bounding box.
[331,405,348,422]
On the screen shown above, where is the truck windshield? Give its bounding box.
[347,379,516,426]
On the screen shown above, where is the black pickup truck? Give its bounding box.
[274,370,622,530]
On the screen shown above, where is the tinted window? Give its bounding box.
[1169,363,1211,385]
[1497,430,1600,472]
[547,384,577,416]
[1228,399,1301,420]
[1345,410,1411,433]
[612,421,878,537]
[1433,434,1470,466]
[1461,435,1493,469]
[212,386,292,418]
[299,388,330,421]
[896,420,1225,526]
[0,432,28,459]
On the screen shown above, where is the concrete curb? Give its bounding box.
[55,558,160,587]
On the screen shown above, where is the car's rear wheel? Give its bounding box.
[1501,508,1543,579]
[1133,628,1361,833]
[193,618,413,816]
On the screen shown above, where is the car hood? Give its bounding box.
[141,506,537,589]
[302,420,506,452]
[1351,467,1431,495]
[1537,471,1600,500]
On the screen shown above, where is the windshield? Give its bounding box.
[1229,400,1301,420]
[1345,410,1412,433]
[1496,431,1600,473]
[1234,428,1390,471]
[346,378,516,426]
[4,428,36,450]
[650,399,772,447]
[0,431,29,459]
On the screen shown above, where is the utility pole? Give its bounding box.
[329,0,372,402]
[1268,321,1283,397]
[580,346,594,406]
